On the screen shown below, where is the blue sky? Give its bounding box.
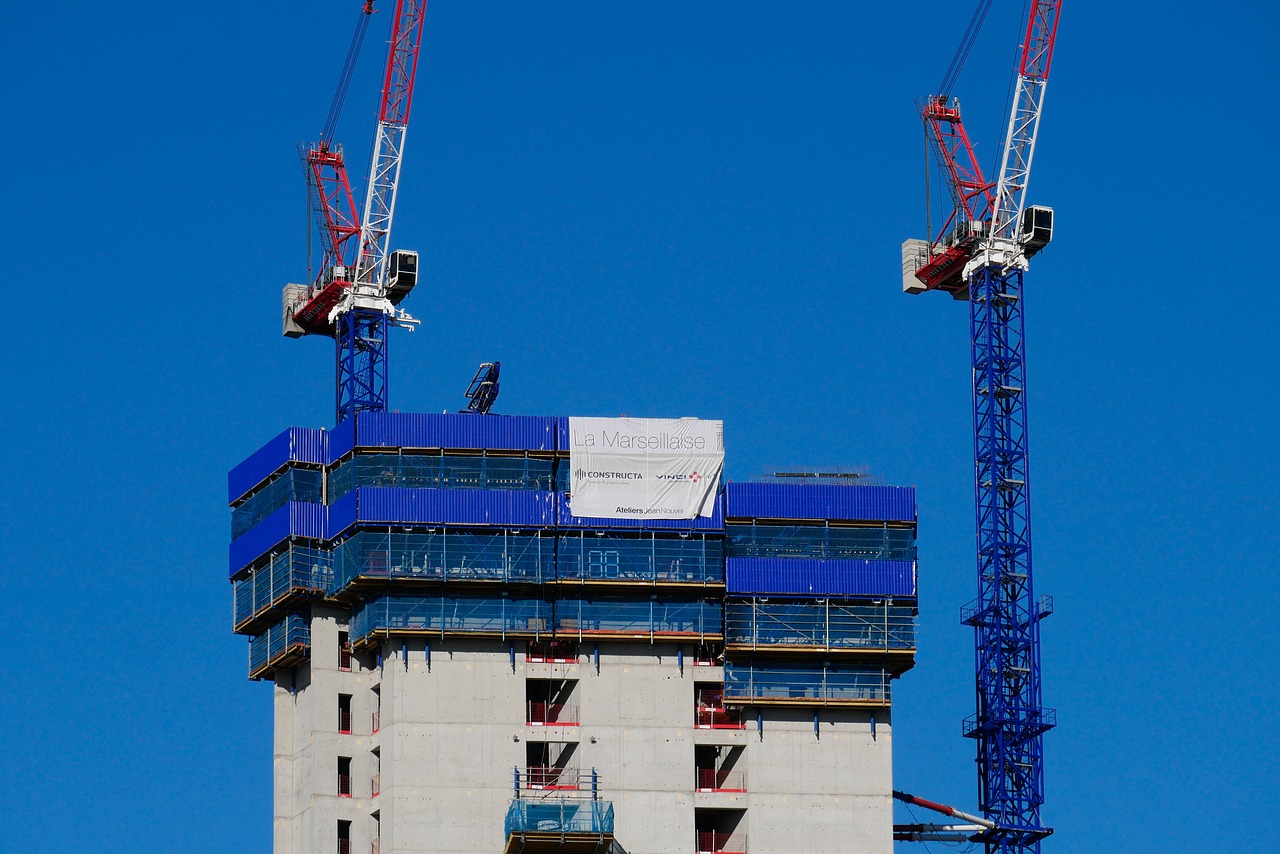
[3,1,1277,851]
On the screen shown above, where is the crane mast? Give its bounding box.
[284,0,428,425]
[902,3,1063,852]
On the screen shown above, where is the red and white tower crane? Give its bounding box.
[901,2,1063,852]
[283,0,428,424]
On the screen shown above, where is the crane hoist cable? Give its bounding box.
[322,3,375,145]
[937,0,996,97]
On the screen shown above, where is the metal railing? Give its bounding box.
[723,664,890,704]
[557,533,724,584]
[248,613,310,677]
[333,529,554,590]
[351,595,551,641]
[338,709,352,734]
[725,602,915,651]
[234,546,331,630]
[505,799,614,837]
[231,468,323,539]
[338,773,351,797]
[329,454,555,503]
[696,767,746,792]
[523,766,581,791]
[527,702,580,726]
[370,710,380,733]
[371,773,380,797]
[554,599,722,638]
[527,640,578,662]
[725,522,913,560]
[695,706,744,729]
[697,831,746,853]
[351,595,722,643]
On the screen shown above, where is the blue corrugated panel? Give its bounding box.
[329,415,356,462]
[327,489,358,539]
[354,412,558,452]
[725,558,916,597]
[228,502,327,577]
[228,427,328,503]
[723,483,916,523]
[355,487,557,527]
[557,492,725,531]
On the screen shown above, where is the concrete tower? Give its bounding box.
[228,413,917,854]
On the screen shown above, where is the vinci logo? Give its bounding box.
[656,471,702,483]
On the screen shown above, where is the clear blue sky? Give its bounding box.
[3,2,1277,851]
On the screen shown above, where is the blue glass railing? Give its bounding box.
[505,799,614,837]
[723,663,890,703]
[233,546,332,630]
[556,533,724,584]
[725,523,915,561]
[350,595,721,641]
[248,613,310,676]
[331,530,554,590]
[329,454,555,504]
[231,468,323,540]
[554,599,721,636]
[351,596,552,641]
[724,602,915,650]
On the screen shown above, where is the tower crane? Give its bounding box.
[283,0,429,424]
[901,2,1062,852]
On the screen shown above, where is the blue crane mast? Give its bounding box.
[283,0,429,424]
[900,2,1063,851]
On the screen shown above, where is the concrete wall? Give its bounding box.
[273,606,379,854]
[275,622,894,854]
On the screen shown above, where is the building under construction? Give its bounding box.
[228,411,918,853]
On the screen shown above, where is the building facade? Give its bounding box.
[228,413,917,854]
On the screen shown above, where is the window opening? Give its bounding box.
[339,631,352,671]
[526,679,579,726]
[338,756,352,797]
[338,693,353,734]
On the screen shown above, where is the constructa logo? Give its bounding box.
[575,468,642,480]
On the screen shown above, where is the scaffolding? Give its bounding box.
[556,532,724,585]
[723,662,891,705]
[248,613,310,679]
[329,453,555,503]
[231,468,323,540]
[233,545,332,633]
[350,595,723,644]
[724,601,915,652]
[332,529,555,589]
[725,523,915,561]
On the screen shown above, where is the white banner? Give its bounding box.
[568,417,724,519]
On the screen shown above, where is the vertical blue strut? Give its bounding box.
[336,308,390,423]
[963,262,1055,853]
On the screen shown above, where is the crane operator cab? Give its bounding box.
[1019,205,1054,258]
[386,249,419,305]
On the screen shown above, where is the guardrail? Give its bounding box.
[725,602,915,651]
[696,767,746,792]
[527,702,579,726]
[505,798,614,837]
[697,831,747,853]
